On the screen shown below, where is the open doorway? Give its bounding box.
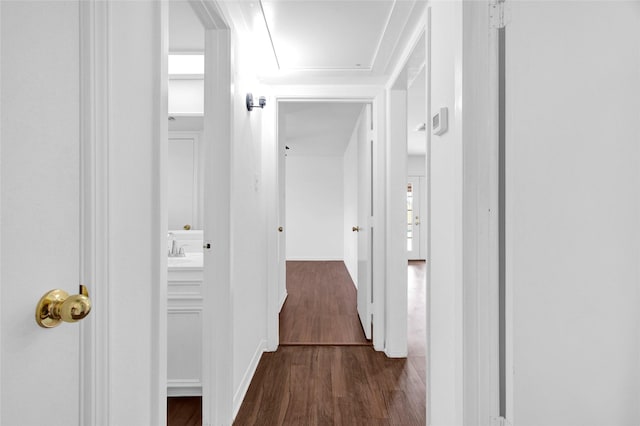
[386,26,428,396]
[277,101,371,346]
[165,1,234,425]
[166,1,206,423]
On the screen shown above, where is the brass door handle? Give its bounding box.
[278,226,283,232]
[352,226,361,232]
[36,285,92,328]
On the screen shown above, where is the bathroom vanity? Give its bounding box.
[167,232,203,397]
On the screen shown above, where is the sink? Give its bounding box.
[168,253,203,269]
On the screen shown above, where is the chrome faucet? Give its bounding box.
[167,232,186,257]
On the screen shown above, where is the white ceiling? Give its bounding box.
[168,0,428,154]
[169,1,204,52]
[228,0,427,85]
[281,102,365,156]
[262,1,393,70]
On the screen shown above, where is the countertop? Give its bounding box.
[167,252,203,271]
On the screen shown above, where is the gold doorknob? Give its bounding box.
[278,226,283,232]
[36,285,92,328]
[352,226,360,232]
[183,224,191,230]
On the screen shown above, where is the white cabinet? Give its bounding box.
[167,260,203,396]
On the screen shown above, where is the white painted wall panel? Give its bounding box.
[168,138,196,230]
[286,156,344,260]
[108,2,164,424]
[428,2,464,425]
[230,33,268,416]
[408,154,426,176]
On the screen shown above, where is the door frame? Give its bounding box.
[181,1,234,424]
[159,0,234,424]
[384,3,502,424]
[265,88,387,352]
[78,1,173,424]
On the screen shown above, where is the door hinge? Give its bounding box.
[490,0,507,29]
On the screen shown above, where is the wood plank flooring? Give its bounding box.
[280,261,370,345]
[167,396,202,426]
[234,260,426,425]
[168,261,426,426]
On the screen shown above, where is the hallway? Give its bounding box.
[233,261,426,425]
[280,261,371,345]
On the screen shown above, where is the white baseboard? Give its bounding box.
[232,339,266,421]
[279,291,288,312]
[384,349,408,358]
[286,257,343,261]
[167,379,202,397]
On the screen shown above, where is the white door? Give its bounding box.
[1,1,83,424]
[357,104,373,340]
[504,3,640,424]
[407,177,423,260]
[278,139,287,306]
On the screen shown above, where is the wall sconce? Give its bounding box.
[246,93,266,111]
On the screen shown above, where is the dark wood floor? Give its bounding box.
[280,260,371,345]
[234,260,426,425]
[168,261,426,426]
[167,396,202,426]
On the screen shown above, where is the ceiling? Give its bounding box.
[229,0,427,85]
[168,0,428,154]
[280,102,365,156]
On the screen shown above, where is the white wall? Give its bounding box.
[228,30,269,417]
[408,154,426,176]
[428,2,465,425]
[507,3,640,425]
[343,112,364,285]
[286,155,344,260]
[168,136,199,230]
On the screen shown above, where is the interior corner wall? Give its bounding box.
[428,1,464,425]
[286,155,344,261]
[229,31,268,416]
[343,110,366,286]
[507,3,640,425]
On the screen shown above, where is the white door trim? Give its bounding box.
[78,2,126,424]
[384,88,409,357]
[267,89,387,352]
[78,1,171,424]
[190,1,234,425]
